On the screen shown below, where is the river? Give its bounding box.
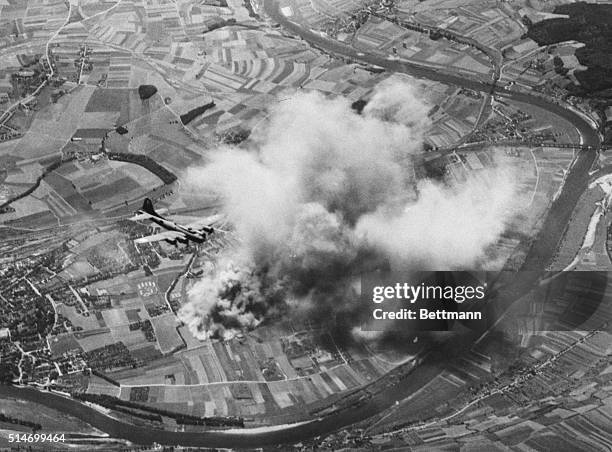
[1,0,603,447]
[0,359,446,448]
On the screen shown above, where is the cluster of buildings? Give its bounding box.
[0,211,198,386]
[300,328,612,451]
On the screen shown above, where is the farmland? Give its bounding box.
[97,324,396,423]
[1,0,609,447]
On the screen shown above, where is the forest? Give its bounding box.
[527,2,612,95]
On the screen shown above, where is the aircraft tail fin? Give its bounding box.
[142,198,161,217]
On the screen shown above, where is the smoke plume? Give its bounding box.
[178,79,518,339]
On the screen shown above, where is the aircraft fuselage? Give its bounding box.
[139,211,210,243]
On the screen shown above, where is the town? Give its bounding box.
[0,0,611,449]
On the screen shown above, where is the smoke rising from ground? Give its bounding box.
[356,171,517,269]
[179,79,518,340]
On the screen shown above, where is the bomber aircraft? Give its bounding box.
[130,198,224,245]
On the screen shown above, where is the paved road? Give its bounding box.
[1,1,604,448]
[262,0,601,271]
[263,0,599,145]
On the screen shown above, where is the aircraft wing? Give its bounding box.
[185,214,225,230]
[129,207,168,222]
[134,230,186,244]
[129,212,153,221]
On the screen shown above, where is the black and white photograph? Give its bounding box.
[1,0,612,450]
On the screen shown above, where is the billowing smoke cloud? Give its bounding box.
[356,170,517,269]
[178,255,283,339]
[178,79,518,339]
[362,78,431,133]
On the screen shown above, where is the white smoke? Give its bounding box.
[356,169,516,269]
[362,78,432,133]
[178,79,518,339]
[179,255,270,339]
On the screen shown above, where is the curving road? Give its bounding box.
[262,0,601,271]
[263,0,599,144]
[1,1,604,448]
